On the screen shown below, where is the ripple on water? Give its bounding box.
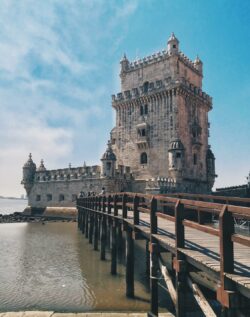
[0,222,153,312]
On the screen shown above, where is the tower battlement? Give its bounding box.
[112,78,212,105]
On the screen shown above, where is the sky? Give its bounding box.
[0,0,249,197]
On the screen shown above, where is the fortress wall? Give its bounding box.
[28,178,133,208]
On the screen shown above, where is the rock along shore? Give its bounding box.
[0,212,76,224]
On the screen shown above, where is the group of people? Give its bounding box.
[78,187,105,198]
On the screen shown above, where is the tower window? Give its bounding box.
[59,194,65,201]
[106,162,111,170]
[173,44,176,48]
[176,153,181,158]
[193,154,197,165]
[47,194,52,201]
[144,104,148,114]
[36,195,41,201]
[140,152,148,164]
[140,105,144,116]
[141,129,146,137]
[143,81,149,93]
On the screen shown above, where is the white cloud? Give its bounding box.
[0,0,138,196]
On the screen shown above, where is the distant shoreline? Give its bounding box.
[0,196,27,200]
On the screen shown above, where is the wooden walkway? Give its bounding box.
[77,193,250,317]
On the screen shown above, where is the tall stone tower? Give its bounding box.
[111,33,216,193]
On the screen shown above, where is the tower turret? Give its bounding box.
[21,153,36,195]
[101,141,116,178]
[167,32,179,55]
[168,139,185,180]
[37,159,46,172]
[194,55,203,74]
[120,54,129,74]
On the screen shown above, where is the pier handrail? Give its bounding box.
[76,192,250,316]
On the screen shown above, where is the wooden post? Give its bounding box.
[149,242,158,317]
[122,194,128,219]
[146,239,150,277]
[77,202,80,229]
[133,195,140,225]
[111,220,117,275]
[126,228,134,298]
[107,195,112,249]
[81,200,85,234]
[117,222,123,258]
[114,194,118,216]
[85,198,89,238]
[174,200,186,317]
[100,196,106,261]
[217,205,237,313]
[89,197,94,244]
[94,196,99,250]
[150,197,158,234]
[149,197,159,317]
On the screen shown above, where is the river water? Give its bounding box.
[0,221,169,313]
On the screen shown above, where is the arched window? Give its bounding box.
[143,81,149,93]
[193,154,197,165]
[140,105,144,116]
[140,152,148,164]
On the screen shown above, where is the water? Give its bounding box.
[0,222,166,313]
[0,198,27,215]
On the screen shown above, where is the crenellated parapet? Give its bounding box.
[112,78,212,108]
[120,49,202,77]
[145,177,179,194]
[35,165,101,182]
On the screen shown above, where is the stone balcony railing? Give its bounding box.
[112,78,212,105]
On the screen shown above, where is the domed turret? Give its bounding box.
[168,139,185,179]
[37,159,46,172]
[21,153,36,194]
[120,53,129,73]
[167,32,179,55]
[194,55,203,74]
[101,141,116,177]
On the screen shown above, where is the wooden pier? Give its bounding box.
[77,193,250,317]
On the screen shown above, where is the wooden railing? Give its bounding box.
[77,192,250,317]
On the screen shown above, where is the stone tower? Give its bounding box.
[111,33,216,193]
[21,153,36,195]
[101,141,117,178]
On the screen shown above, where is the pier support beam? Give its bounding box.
[175,200,186,317]
[89,208,94,244]
[111,221,117,275]
[126,228,134,298]
[94,213,99,251]
[100,215,106,260]
[149,242,158,317]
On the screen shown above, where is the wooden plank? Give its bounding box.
[232,234,250,247]
[183,220,220,236]
[187,276,216,317]
[156,212,175,222]
[158,256,176,305]
[138,206,150,214]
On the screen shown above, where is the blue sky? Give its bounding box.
[0,0,249,196]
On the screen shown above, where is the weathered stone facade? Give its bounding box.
[22,33,216,209]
